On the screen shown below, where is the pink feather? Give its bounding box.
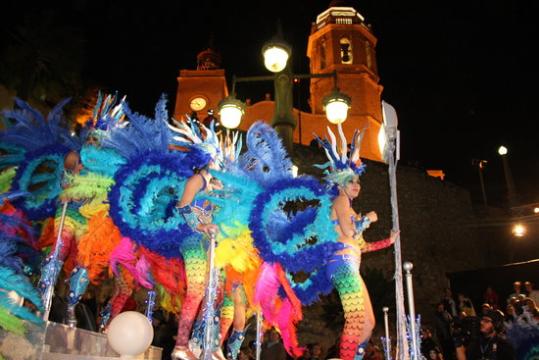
[254,262,304,357]
[109,237,153,288]
[110,237,137,276]
[135,255,153,289]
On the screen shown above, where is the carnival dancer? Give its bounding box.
[314,124,397,360]
[167,117,229,360]
[0,98,90,325]
[208,122,340,358]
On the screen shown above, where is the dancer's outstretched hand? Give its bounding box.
[389,230,400,244]
[366,211,378,223]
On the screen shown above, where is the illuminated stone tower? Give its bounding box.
[307,0,383,159]
[174,48,228,121]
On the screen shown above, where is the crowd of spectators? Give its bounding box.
[426,281,539,360]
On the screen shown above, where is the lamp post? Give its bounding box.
[498,145,517,209]
[218,32,350,153]
[378,101,408,360]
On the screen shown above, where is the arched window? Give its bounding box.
[340,37,353,64]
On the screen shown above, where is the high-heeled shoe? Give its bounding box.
[171,345,198,360]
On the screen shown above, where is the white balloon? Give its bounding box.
[107,311,154,357]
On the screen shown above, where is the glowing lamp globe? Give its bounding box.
[262,44,290,73]
[498,146,508,156]
[512,223,526,237]
[323,90,351,125]
[218,97,246,129]
[107,311,154,358]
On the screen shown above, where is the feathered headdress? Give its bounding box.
[1,97,82,153]
[87,91,126,135]
[313,123,366,186]
[168,117,241,171]
[102,95,170,160]
[239,121,292,185]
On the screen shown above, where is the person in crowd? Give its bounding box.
[483,286,499,310]
[364,339,384,360]
[297,345,311,360]
[421,327,444,360]
[434,302,454,360]
[481,303,492,316]
[505,304,517,323]
[458,293,476,317]
[461,309,515,360]
[442,288,458,317]
[507,281,523,304]
[308,343,323,360]
[260,328,287,360]
[524,281,539,305]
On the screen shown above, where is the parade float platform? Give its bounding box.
[0,321,162,360]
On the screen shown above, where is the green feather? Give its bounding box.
[0,167,17,193]
[0,307,25,336]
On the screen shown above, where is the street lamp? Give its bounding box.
[323,89,351,125]
[218,96,245,130]
[497,145,517,209]
[262,40,291,73]
[512,223,526,237]
[218,30,351,153]
[378,101,408,360]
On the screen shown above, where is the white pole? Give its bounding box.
[403,262,419,360]
[387,130,408,360]
[202,231,218,360]
[42,201,69,321]
[256,311,263,360]
[382,306,392,360]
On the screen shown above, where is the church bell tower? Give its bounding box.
[307,0,384,157]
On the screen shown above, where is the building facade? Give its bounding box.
[174,1,384,161]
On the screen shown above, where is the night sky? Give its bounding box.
[2,0,538,206]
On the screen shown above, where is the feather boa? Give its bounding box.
[286,267,334,305]
[102,96,171,161]
[215,225,261,273]
[10,144,69,220]
[0,266,43,326]
[80,145,126,177]
[0,143,25,169]
[156,284,184,314]
[1,97,80,153]
[61,172,115,202]
[108,151,194,258]
[0,307,25,336]
[254,262,304,357]
[77,211,122,284]
[109,237,153,289]
[0,167,16,193]
[250,176,340,273]
[239,121,292,185]
[139,247,185,296]
[206,170,262,230]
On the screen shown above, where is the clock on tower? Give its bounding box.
[174,48,229,120]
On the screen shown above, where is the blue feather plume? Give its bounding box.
[1,98,80,153]
[239,121,292,185]
[103,96,171,160]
